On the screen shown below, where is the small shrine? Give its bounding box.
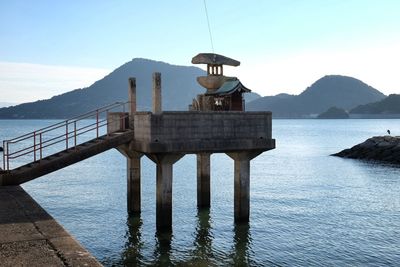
[190,53,251,111]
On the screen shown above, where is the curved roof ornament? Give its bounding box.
[191,53,240,66]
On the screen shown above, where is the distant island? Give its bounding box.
[317,107,349,119]
[0,58,260,119]
[349,94,400,118]
[0,59,206,119]
[247,75,386,118]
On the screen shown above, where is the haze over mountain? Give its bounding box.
[0,102,17,108]
[0,60,388,119]
[247,75,386,118]
[0,59,260,119]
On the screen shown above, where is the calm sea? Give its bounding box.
[1,119,399,266]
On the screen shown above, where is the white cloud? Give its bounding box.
[0,62,110,103]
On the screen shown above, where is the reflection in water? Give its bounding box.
[153,230,173,266]
[120,211,257,266]
[231,222,253,266]
[192,208,213,264]
[121,216,143,266]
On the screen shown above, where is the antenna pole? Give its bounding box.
[203,0,215,53]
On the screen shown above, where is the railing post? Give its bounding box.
[39,133,43,160]
[106,111,109,137]
[33,131,37,162]
[66,121,69,149]
[6,142,9,171]
[96,110,99,138]
[74,121,77,149]
[2,140,5,170]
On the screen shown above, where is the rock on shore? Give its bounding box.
[333,136,400,164]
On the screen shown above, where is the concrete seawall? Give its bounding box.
[0,186,102,266]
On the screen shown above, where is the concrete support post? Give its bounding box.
[152,72,162,114]
[127,152,142,214]
[128,77,136,115]
[117,144,143,215]
[197,153,211,208]
[227,151,262,223]
[148,153,184,231]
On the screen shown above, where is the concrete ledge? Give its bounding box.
[0,186,102,266]
[129,138,275,154]
[132,111,273,145]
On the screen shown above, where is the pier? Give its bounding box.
[0,54,275,232]
[0,185,101,266]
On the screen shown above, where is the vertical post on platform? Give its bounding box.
[197,153,211,208]
[152,72,162,114]
[227,151,262,223]
[128,77,137,115]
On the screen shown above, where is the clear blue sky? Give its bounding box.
[1,0,400,102]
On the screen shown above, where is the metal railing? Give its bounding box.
[2,102,129,171]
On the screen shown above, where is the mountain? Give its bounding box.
[0,59,202,119]
[244,91,262,103]
[317,106,349,119]
[0,58,261,119]
[247,75,386,118]
[350,94,400,114]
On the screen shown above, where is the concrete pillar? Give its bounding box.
[148,153,184,231]
[117,144,143,215]
[227,151,262,223]
[127,152,142,214]
[152,72,162,114]
[128,77,136,114]
[197,153,211,208]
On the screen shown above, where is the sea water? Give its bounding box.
[1,119,399,266]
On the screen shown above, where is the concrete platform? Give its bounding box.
[0,186,102,267]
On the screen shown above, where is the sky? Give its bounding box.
[1,0,400,103]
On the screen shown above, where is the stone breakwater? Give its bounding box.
[333,136,400,164]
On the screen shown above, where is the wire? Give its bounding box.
[203,0,215,53]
